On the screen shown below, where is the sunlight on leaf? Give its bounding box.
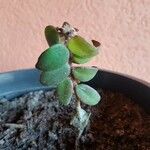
[73,55,92,64]
[67,35,98,58]
[73,67,98,82]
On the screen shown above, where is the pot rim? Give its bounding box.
[1,68,149,86]
[0,68,149,113]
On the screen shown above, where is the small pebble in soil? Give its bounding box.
[0,89,149,150]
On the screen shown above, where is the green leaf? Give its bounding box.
[36,44,69,71]
[73,67,98,82]
[73,55,92,64]
[75,84,101,106]
[45,25,59,46]
[67,35,98,58]
[40,64,70,86]
[57,78,73,105]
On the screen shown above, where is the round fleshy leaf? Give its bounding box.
[57,78,73,105]
[75,84,101,106]
[67,35,98,58]
[45,25,59,46]
[40,64,70,86]
[36,44,69,71]
[73,55,92,64]
[73,67,98,82]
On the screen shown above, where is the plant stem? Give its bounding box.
[71,66,81,114]
[60,21,82,119]
[74,86,81,114]
[69,53,82,114]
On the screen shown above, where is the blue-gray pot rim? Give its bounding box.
[0,69,149,113]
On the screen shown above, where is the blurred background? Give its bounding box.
[0,0,149,82]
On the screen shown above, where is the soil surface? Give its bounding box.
[0,89,149,150]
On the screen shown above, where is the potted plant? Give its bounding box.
[0,23,149,150]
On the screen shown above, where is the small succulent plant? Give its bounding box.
[36,22,101,137]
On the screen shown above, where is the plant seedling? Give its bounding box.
[36,22,101,138]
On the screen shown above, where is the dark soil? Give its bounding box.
[0,89,149,150]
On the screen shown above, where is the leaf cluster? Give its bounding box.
[36,25,101,107]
